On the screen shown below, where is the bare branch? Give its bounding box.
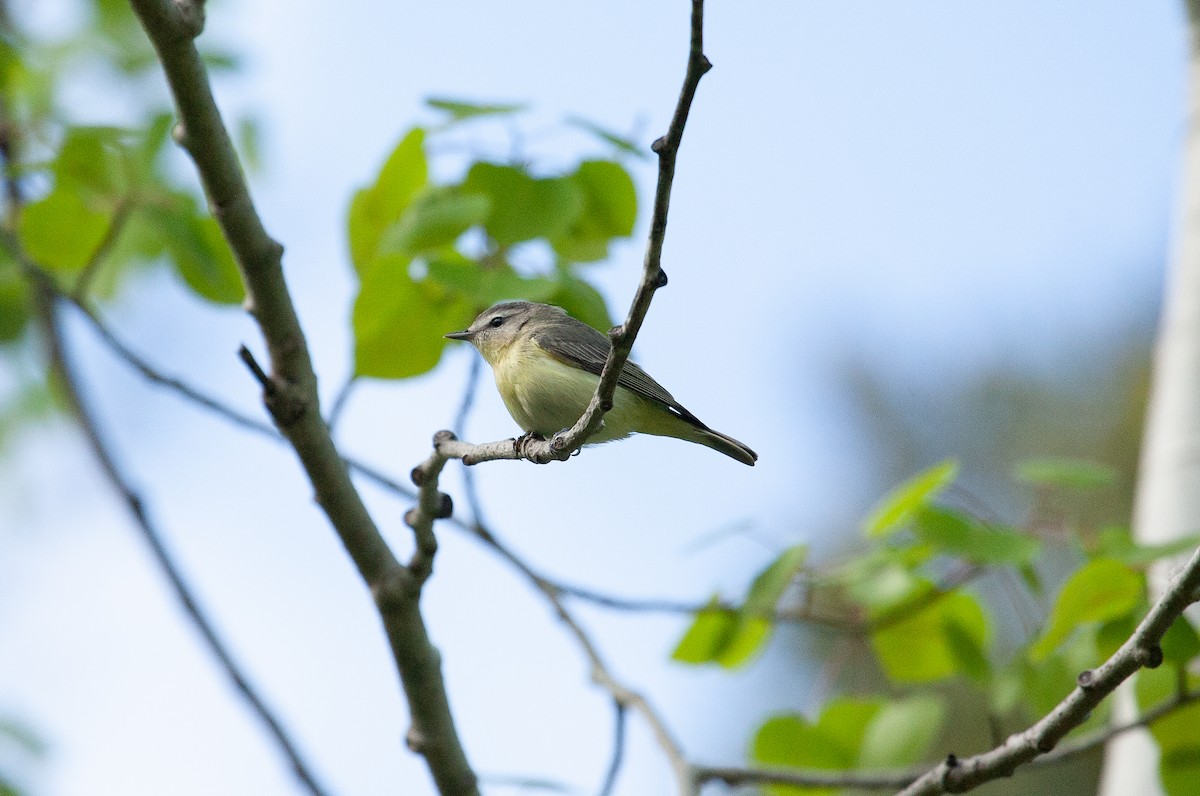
[435,0,713,466]
[28,274,331,796]
[125,2,478,792]
[597,700,627,796]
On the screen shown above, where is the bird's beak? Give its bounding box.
[445,330,474,341]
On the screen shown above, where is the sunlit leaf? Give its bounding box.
[348,127,428,272]
[19,188,111,272]
[551,160,637,263]
[670,596,735,664]
[54,126,126,199]
[426,256,558,308]
[1029,558,1142,662]
[858,695,945,768]
[751,714,851,796]
[1016,457,1117,490]
[379,189,490,256]
[352,254,474,379]
[463,163,583,245]
[863,459,958,537]
[870,590,988,683]
[1094,526,1200,568]
[426,97,526,121]
[913,507,1040,567]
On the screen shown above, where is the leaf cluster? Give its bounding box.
[347,99,641,380]
[672,458,1200,793]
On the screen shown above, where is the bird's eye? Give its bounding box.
[489,316,504,328]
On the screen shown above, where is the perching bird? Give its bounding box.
[445,301,757,466]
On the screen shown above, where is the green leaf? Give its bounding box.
[379,188,491,256]
[426,97,525,121]
[1136,666,1200,796]
[863,459,958,538]
[858,695,945,768]
[848,562,924,613]
[751,715,852,796]
[870,590,989,683]
[546,274,612,332]
[19,188,111,272]
[1016,457,1117,489]
[158,211,245,305]
[0,270,28,342]
[348,127,428,272]
[944,615,992,682]
[913,507,1040,567]
[716,545,809,668]
[670,596,735,664]
[463,163,583,245]
[54,126,126,199]
[1094,526,1200,568]
[352,254,474,379]
[425,256,558,308]
[551,160,638,263]
[672,546,808,669]
[1029,558,1142,662]
[565,115,647,159]
[1161,616,1200,668]
[818,697,883,759]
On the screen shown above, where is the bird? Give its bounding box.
[445,300,757,465]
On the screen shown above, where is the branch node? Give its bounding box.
[653,268,668,288]
[435,492,454,520]
[1077,669,1096,689]
[238,344,271,390]
[403,508,418,528]
[699,54,713,74]
[1136,645,1165,669]
[433,429,457,446]
[410,466,426,487]
[406,726,428,753]
[650,136,667,154]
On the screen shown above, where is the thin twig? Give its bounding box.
[127,1,478,791]
[29,276,332,796]
[597,700,627,796]
[326,376,357,431]
[73,199,133,298]
[434,0,713,466]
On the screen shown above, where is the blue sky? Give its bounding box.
[0,1,1188,794]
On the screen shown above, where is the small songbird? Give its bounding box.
[445,301,757,466]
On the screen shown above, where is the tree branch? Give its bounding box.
[895,546,1200,796]
[125,2,477,792]
[434,0,712,466]
[28,274,331,796]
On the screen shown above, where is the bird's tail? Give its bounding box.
[691,426,758,466]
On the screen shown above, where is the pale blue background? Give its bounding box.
[0,1,1185,794]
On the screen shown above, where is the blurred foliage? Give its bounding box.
[677,456,1199,794]
[669,318,1188,793]
[347,97,639,380]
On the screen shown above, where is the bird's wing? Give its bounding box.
[532,318,707,428]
